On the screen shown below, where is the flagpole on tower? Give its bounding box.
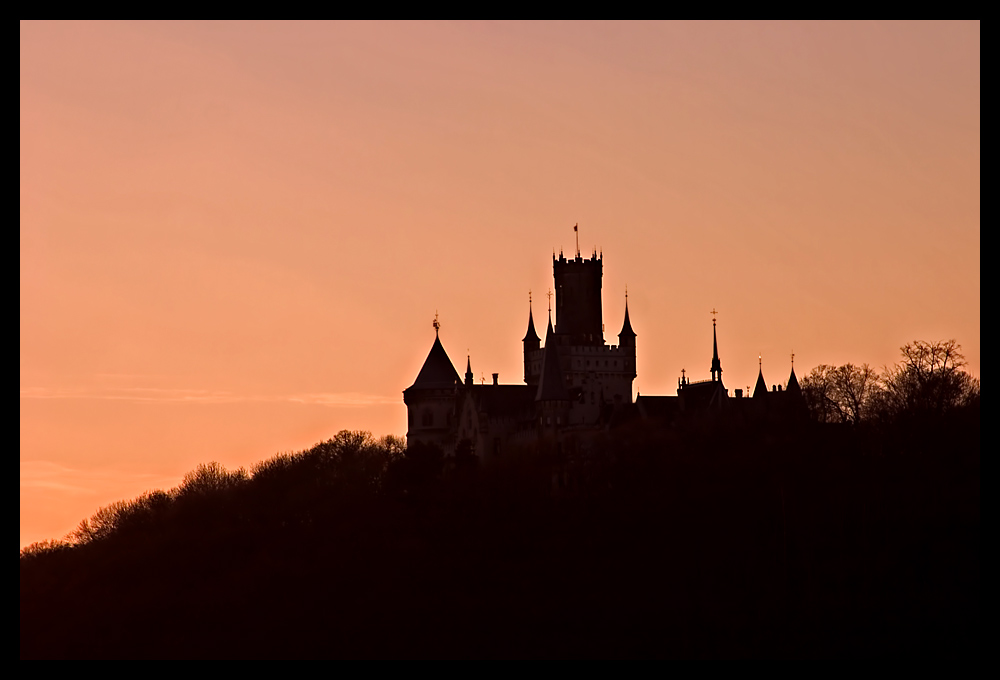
[574,223,579,258]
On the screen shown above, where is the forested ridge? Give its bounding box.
[21,342,979,659]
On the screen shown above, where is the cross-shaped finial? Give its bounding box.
[547,288,553,312]
[791,351,795,367]
[432,312,440,334]
[711,308,718,324]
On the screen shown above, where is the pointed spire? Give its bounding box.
[523,291,540,344]
[465,354,474,387]
[786,351,801,396]
[618,287,636,346]
[536,317,570,402]
[710,309,723,382]
[753,354,768,399]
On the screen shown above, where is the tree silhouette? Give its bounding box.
[879,340,979,420]
[802,363,879,424]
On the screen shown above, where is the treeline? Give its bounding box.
[20,343,979,659]
[801,340,979,425]
[21,431,425,557]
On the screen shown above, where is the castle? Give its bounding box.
[403,247,802,459]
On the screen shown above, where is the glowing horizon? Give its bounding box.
[21,21,980,547]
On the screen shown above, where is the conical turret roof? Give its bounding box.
[523,303,540,343]
[786,366,801,396]
[408,333,461,390]
[753,362,768,399]
[535,320,570,402]
[618,299,636,342]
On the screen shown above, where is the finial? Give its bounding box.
[625,284,628,300]
[791,351,794,368]
[547,288,553,314]
[574,223,579,257]
[433,311,440,335]
[759,354,762,369]
[711,308,718,326]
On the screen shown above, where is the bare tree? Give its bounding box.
[881,340,979,418]
[833,363,880,424]
[802,364,840,423]
[802,363,881,424]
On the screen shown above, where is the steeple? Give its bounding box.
[786,351,801,397]
[465,354,474,387]
[536,316,569,402]
[710,309,723,383]
[753,355,768,399]
[523,293,540,347]
[618,288,636,347]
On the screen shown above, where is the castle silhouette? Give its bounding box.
[404,246,803,458]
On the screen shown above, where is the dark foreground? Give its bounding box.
[21,417,979,659]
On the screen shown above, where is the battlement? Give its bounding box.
[554,251,602,265]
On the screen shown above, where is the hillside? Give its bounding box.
[20,408,980,659]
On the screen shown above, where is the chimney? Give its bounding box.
[492,373,499,386]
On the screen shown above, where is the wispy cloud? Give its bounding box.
[284,392,399,406]
[20,460,179,496]
[19,387,397,407]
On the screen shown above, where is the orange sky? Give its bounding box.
[20,21,980,547]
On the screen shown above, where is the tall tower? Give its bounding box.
[553,251,603,346]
